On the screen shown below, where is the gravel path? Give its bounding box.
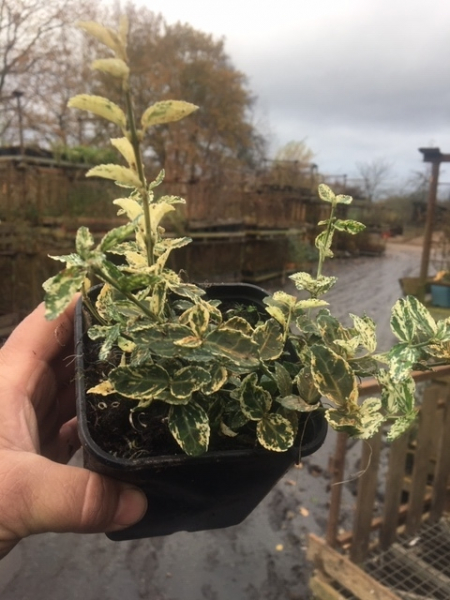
[0,242,423,600]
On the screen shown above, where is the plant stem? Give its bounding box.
[94,267,157,322]
[124,89,154,266]
[82,282,107,326]
[316,202,336,279]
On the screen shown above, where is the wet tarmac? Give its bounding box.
[0,241,423,600]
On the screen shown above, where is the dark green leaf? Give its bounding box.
[257,413,295,451]
[239,373,271,420]
[168,403,210,456]
[274,362,292,397]
[276,395,319,412]
[253,319,284,360]
[109,364,169,400]
[170,366,211,399]
[204,328,260,368]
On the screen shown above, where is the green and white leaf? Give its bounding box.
[295,298,329,311]
[75,226,95,258]
[68,94,126,128]
[204,328,260,368]
[87,164,142,189]
[387,414,416,440]
[77,21,126,59]
[253,319,284,361]
[310,344,359,406]
[141,100,198,130]
[435,318,450,342]
[391,296,436,344]
[290,271,337,297]
[201,364,228,394]
[276,395,319,412]
[335,194,353,205]
[388,343,421,382]
[168,402,210,456]
[131,323,194,357]
[43,267,86,320]
[108,364,170,400]
[113,197,143,221]
[296,366,322,404]
[326,398,384,438]
[186,303,210,337]
[377,369,416,415]
[87,379,115,396]
[99,222,135,252]
[257,413,294,451]
[263,292,295,327]
[315,230,334,259]
[274,362,293,397]
[350,313,377,353]
[150,280,167,317]
[239,373,271,420]
[318,183,335,204]
[353,397,385,439]
[110,137,136,168]
[91,58,129,81]
[169,366,211,401]
[333,219,365,234]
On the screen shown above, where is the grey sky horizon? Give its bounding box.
[139,0,450,194]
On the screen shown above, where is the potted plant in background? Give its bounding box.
[43,18,450,541]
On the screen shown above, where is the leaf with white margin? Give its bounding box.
[318,183,335,203]
[110,137,136,169]
[141,100,198,130]
[168,402,210,456]
[68,94,126,128]
[86,164,142,189]
[310,344,358,406]
[91,58,129,80]
[257,413,295,451]
[77,21,126,59]
[350,313,377,353]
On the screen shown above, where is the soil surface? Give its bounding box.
[0,241,424,600]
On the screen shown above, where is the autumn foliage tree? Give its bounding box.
[96,5,266,183]
[0,1,265,184]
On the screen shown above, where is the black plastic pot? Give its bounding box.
[75,283,327,541]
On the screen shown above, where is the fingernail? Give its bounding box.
[112,486,148,529]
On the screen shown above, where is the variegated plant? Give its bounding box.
[44,18,450,456]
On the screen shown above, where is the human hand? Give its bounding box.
[0,298,147,559]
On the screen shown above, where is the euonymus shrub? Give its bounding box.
[43,19,450,456]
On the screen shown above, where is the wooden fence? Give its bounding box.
[308,366,450,599]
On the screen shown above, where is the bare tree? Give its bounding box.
[0,0,94,144]
[356,157,393,201]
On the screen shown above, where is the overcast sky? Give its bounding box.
[138,0,450,191]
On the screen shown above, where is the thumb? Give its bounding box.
[1,452,148,539]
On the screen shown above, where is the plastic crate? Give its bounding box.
[431,284,450,307]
